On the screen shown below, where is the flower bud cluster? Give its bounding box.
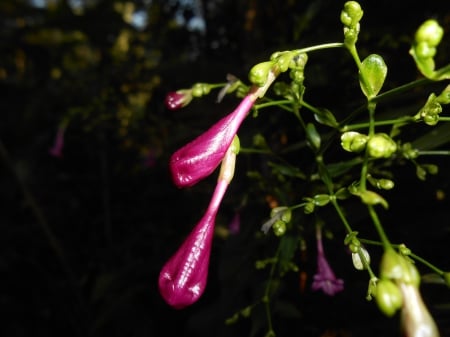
[414,85,450,126]
[340,1,363,46]
[165,83,213,110]
[341,132,397,159]
[261,207,292,236]
[410,19,444,78]
[375,249,440,336]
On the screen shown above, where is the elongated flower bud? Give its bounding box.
[159,142,237,308]
[170,95,254,188]
[165,90,193,110]
[158,178,229,308]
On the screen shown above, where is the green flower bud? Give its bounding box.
[415,42,437,59]
[359,54,388,98]
[367,133,397,158]
[359,190,388,209]
[249,61,275,87]
[273,219,286,236]
[367,175,395,190]
[375,279,403,317]
[191,83,211,97]
[341,1,363,27]
[380,249,420,286]
[341,131,368,152]
[423,113,439,126]
[271,51,295,73]
[415,19,444,47]
[304,201,315,214]
[290,69,305,84]
[401,143,419,159]
[313,194,331,207]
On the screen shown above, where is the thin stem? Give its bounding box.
[418,150,450,155]
[330,199,353,235]
[409,252,445,276]
[341,117,414,131]
[262,245,281,336]
[296,42,345,54]
[367,205,391,249]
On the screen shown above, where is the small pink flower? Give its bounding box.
[311,226,344,296]
[49,126,65,158]
[170,95,254,188]
[165,90,193,110]
[158,179,229,308]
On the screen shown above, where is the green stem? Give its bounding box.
[367,205,391,249]
[359,238,445,276]
[341,117,414,131]
[371,78,431,104]
[418,150,450,155]
[262,245,281,335]
[296,42,345,54]
[409,252,445,276]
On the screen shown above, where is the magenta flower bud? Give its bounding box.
[158,179,229,308]
[49,126,66,158]
[311,226,344,296]
[170,95,254,188]
[165,90,193,110]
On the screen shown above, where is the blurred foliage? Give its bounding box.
[0,1,450,337]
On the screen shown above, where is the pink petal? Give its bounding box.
[170,95,254,188]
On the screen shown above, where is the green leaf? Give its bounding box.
[359,54,388,98]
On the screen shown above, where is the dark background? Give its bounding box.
[1,0,450,336]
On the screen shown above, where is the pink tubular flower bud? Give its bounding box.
[165,90,193,110]
[159,143,238,308]
[170,95,254,188]
[158,178,229,309]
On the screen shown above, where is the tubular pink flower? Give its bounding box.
[159,140,238,308]
[311,226,344,296]
[158,178,229,309]
[49,126,65,158]
[170,95,255,188]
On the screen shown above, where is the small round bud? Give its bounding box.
[341,131,368,152]
[191,83,211,97]
[375,279,403,317]
[415,42,437,59]
[415,19,444,47]
[313,194,331,207]
[271,51,295,73]
[341,1,363,27]
[273,220,286,236]
[367,133,397,158]
[165,90,193,110]
[249,61,275,87]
